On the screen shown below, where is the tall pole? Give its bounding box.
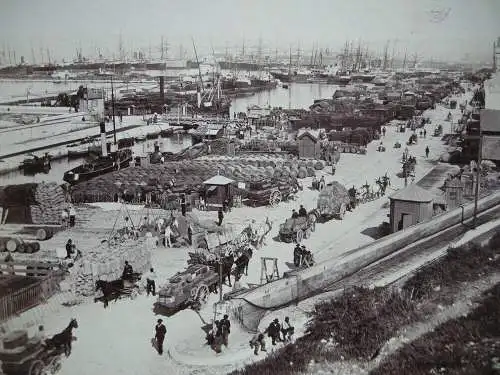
[111,76,117,145]
[472,129,482,228]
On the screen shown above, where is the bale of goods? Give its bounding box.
[273,169,283,178]
[314,160,325,170]
[298,167,308,179]
[30,182,67,225]
[307,167,316,177]
[290,168,299,178]
[306,161,314,168]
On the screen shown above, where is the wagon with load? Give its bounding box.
[278,212,317,243]
[0,329,69,375]
[155,264,219,312]
[238,179,295,207]
[315,181,351,221]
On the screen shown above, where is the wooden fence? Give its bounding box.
[0,261,65,323]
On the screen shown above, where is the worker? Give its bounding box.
[249,331,266,355]
[281,317,295,342]
[291,209,299,219]
[217,207,224,226]
[319,176,326,191]
[68,205,76,227]
[293,244,302,267]
[425,146,430,158]
[65,239,74,259]
[144,268,157,296]
[122,261,134,281]
[187,224,193,246]
[312,176,318,190]
[61,209,69,228]
[298,205,307,217]
[164,225,172,248]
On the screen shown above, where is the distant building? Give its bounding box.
[79,88,105,120]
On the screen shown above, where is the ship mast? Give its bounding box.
[111,76,117,145]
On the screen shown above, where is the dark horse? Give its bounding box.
[207,253,234,289]
[94,273,141,308]
[45,318,78,357]
[233,247,253,279]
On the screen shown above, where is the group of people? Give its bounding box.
[291,204,308,219]
[205,314,231,353]
[250,317,294,355]
[311,176,326,191]
[293,244,314,268]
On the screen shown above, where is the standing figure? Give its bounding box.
[122,261,133,281]
[249,332,267,355]
[145,268,156,296]
[425,146,430,158]
[164,225,172,247]
[281,317,295,342]
[180,194,187,217]
[65,239,74,259]
[265,318,282,345]
[68,206,76,227]
[61,209,69,228]
[187,224,193,246]
[154,319,166,355]
[217,207,224,226]
[220,314,231,347]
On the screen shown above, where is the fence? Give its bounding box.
[0,271,64,323]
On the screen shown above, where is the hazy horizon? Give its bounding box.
[1,0,499,65]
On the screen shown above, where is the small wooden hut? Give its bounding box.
[389,184,434,233]
[297,129,321,159]
[203,175,235,209]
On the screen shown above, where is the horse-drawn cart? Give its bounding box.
[94,273,142,308]
[155,264,220,312]
[315,182,351,221]
[278,213,317,243]
[0,319,78,375]
[238,179,295,207]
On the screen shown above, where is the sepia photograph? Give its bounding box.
[0,0,499,374]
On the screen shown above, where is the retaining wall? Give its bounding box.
[225,191,500,331]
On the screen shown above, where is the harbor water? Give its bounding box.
[0,80,339,186]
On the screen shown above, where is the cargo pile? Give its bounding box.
[70,237,153,296]
[29,183,68,225]
[70,156,326,203]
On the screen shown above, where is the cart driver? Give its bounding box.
[122,261,134,281]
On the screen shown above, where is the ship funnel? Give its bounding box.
[100,122,108,157]
[197,87,202,108]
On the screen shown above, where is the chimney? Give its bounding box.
[100,122,108,157]
[159,76,165,102]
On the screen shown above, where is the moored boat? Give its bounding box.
[63,149,132,185]
[19,153,51,174]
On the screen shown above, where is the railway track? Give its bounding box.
[323,203,500,294]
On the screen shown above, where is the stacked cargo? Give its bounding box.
[29,183,67,225]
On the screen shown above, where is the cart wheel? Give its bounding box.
[269,190,282,207]
[47,356,62,374]
[195,284,209,304]
[339,203,346,219]
[296,230,303,243]
[29,360,44,375]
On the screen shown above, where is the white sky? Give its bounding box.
[1,0,499,63]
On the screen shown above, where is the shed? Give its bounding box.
[297,129,321,159]
[202,175,235,209]
[389,184,434,233]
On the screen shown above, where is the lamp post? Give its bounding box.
[472,127,482,229]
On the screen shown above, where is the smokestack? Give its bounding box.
[159,76,165,102]
[100,122,108,157]
[197,87,202,108]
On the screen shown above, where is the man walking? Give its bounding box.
[65,239,74,259]
[68,205,76,227]
[145,268,157,296]
[220,314,231,347]
[425,146,430,158]
[154,319,166,355]
[180,194,187,217]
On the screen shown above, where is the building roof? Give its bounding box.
[297,129,320,141]
[389,184,435,203]
[203,175,234,186]
[190,123,224,136]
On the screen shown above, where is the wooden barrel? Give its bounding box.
[24,242,40,254]
[36,228,54,241]
[6,238,25,253]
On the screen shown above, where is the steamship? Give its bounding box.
[63,123,132,185]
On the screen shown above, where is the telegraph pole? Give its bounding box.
[472,128,482,228]
[111,76,117,145]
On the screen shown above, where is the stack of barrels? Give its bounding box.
[0,237,40,254]
[29,182,67,224]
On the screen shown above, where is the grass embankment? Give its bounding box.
[229,232,500,375]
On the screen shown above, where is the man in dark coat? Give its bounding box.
[265,318,282,345]
[180,194,187,216]
[217,207,224,226]
[298,205,307,217]
[291,209,299,218]
[293,244,302,267]
[154,319,166,355]
[65,239,74,259]
[220,314,231,347]
[122,261,133,281]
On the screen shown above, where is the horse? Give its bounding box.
[44,318,78,357]
[207,254,234,288]
[233,247,253,279]
[94,274,141,308]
